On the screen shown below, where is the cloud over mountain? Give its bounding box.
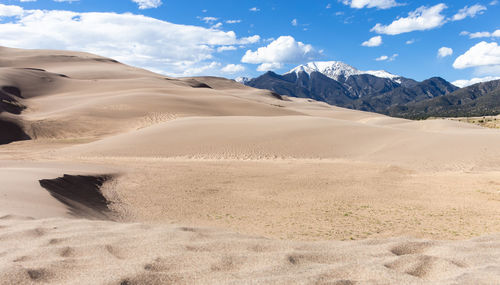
[453,42,500,69]
[452,76,500,88]
[241,36,320,71]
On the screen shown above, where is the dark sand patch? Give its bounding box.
[39,174,114,220]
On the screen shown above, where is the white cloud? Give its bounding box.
[342,0,400,9]
[375,53,398,61]
[491,0,499,5]
[221,64,245,74]
[211,22,223,29]
[0,5,261,77]
[437,47,453,58]
[469,31,492,38]
[371,4,447,35]
[241,36,319,71]
[452,76,500,88]
[225,20,241,24]
[217,46,237,52]
[452,4,487,21]
[132,0,162,9]
[453,41,500,69]
[202,16,218,23]
[0,4,24,16]
[361,35,382,47]
[466,30,500,38]
[326,4,332,9]
[291,19,298,26]
[249,7,260,12]
[238,35,260,44]
[406,39,415,44]
[257,62,283,72]
[183,61,221,76]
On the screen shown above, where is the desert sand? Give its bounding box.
[0,46,499,284]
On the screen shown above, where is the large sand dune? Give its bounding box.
[0,46,499,283]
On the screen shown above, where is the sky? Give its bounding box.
[0,0,499,87]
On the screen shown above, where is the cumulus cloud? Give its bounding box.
[452,76,500,88]
[465,30,500,38]
[225,20,241,24]
[342,0,400,9]
[452,4,487,21]
[361,35,382,47]
[0,4,24,16]
[132,0,162,9]
[453,41,500,69]
[0,5,260,76]
[375,53,398,61]
[217,46,237,52]
[469,31,493,38]
[406,39,415,44]
[221,64,245,74]
[241,36,319,71]
[371,4,447,35]
[437,47,453,58]
[249,7,260,12]
[291,19,298,26]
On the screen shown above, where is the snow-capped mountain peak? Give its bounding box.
[287,61,360,81]
[286,61,402,83]
[235,77,250,84]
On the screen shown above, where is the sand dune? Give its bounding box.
[64,115,500,171]
[0,46,499,283]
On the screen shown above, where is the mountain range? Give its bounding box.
[237,61,500,118]
[386,79,500,119]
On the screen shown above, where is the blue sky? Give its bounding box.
[0,0,499,86]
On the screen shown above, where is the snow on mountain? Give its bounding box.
[286,61,402,84]
[235,77,250,84]
[363,70,402,83]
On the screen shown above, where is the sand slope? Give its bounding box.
[0,215,499,285]
[0,46,499,284]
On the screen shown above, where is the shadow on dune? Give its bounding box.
[0,86,25,115]
[183,79,212,89]
[0,85,30,144]
[0,118,30,145]
[39,174,114,220]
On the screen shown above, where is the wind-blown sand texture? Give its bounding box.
[0,46,499,284]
